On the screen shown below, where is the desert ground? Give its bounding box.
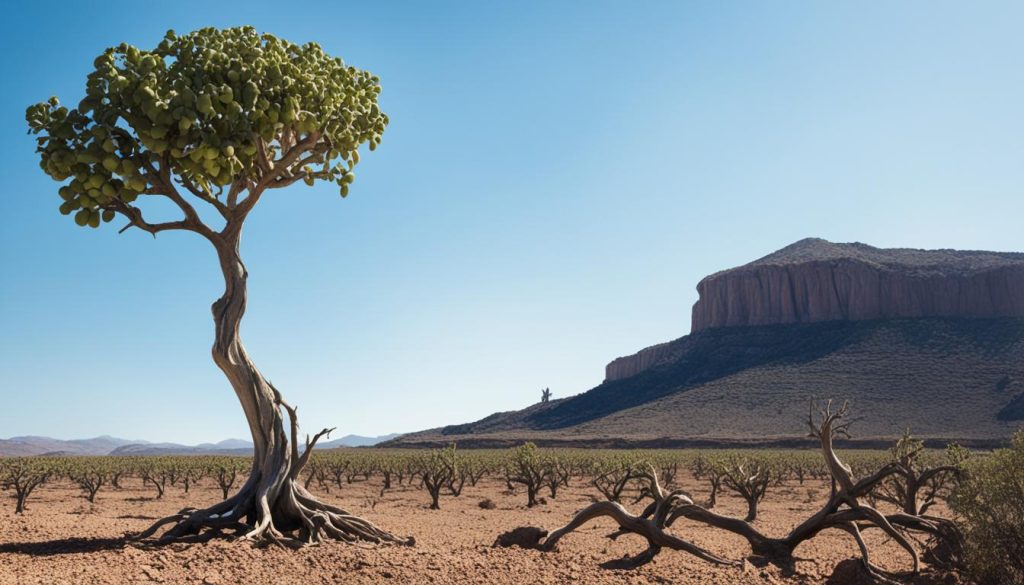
[0,472,960,585]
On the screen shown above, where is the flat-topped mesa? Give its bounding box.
[690,238,1024,333]
[602,238,1024,382]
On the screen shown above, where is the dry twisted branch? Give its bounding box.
[496,399,965,581]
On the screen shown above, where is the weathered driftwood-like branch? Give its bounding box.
[519,464,738,568]
[496,400,965,580]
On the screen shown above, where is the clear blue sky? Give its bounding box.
[1,1,1021,443]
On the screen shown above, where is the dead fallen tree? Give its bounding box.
[495,400,964,582]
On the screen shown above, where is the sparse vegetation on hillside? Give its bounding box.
[405,318,1024,447]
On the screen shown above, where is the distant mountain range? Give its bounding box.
[0,433,402,457]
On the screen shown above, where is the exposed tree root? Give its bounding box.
[498,400,965,581]
[498,464,739,567]
[543,500,738,566]
[131,397,413,549]
[130,479,413,548]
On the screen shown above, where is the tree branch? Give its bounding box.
[231,132,324,221]
[227,180,248,210]
[107,198,216,243]
[292,427,334,480]
[121,155,220,242]
[111,201,191,237]
[254,137,274,175]
[260,133,322,187]
[176,174,230,218]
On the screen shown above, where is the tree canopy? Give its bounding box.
[26,26,387,236]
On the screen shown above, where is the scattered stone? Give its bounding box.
[492,526,548,549]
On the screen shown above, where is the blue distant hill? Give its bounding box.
[0,433,402,456]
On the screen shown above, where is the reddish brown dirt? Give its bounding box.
[0,475,961,584]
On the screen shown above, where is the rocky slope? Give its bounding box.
[605,341,674,382]
[391,239,1024,447]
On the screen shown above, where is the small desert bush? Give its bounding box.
[949,429,1024,585]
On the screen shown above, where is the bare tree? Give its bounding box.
[871,430,964,515]
[1,459,53,514]
[71,468,107,503]
[506,443,550,507]
[718,456,777,522]
[110,465,131,490]
[181,462,206,494]
[464,458,490,487]
[592,461,642,503]
[214,458,248,500]
[302,460,330,493]
[327,458,350,490]
[419,445,457,510]
[543,456,572,499]
[690,455,723,508]
[139,462,168,499]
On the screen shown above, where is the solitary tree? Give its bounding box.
[25,26,409,547]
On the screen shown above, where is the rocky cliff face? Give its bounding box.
[605,238,1024,382]
[605,341,674,382]
[691,238,1024,332]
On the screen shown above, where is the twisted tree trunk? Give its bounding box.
[208,242,292,536]
[133,235,412,548]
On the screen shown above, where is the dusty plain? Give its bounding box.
[0,473,961,585]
